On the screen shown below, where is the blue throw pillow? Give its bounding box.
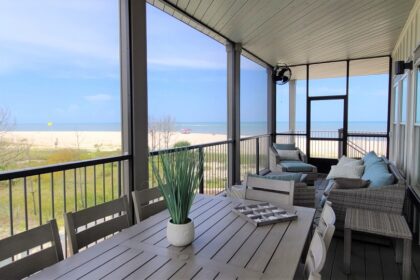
[362,151,382,168]
[362,160,395,188]
[273,143,296,150]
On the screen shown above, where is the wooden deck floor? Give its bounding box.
[313,178,420,280]
[321,237,420,280]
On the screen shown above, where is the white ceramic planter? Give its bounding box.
[166,218,194,247]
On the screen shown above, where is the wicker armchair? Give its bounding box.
[327,159,406,230]
[269,146,318,184]
[293,182,316,208]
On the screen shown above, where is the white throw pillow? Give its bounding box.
[326,165,365,180]
[337,156,363,167]
[278,150,300,161]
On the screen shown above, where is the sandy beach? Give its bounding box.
[4,131,386,158]
[6,131,227,151]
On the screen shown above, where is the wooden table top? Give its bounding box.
[345,208,412,240]
[30,195,315,280]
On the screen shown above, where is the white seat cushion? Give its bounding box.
[326,165,364,180]
[337,156,363,167]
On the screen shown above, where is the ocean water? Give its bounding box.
[12,121,388,134]
[177,121,387,134]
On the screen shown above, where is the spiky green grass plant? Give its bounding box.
[152,149,202,224]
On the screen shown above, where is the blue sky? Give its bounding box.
[0,0,121,125]
[0,1,388,132]
[147,5,268,124]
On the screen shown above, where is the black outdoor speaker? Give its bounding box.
[395,60,413,75]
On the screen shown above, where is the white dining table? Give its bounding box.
[30,194,315,280]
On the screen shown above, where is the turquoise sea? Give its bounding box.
[13,121,388,134]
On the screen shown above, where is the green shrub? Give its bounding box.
[173,141,191,148]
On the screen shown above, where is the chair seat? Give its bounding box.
[280,161,316,172]
[263,172,303,182]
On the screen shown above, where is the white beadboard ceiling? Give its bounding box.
[148,0,414,74]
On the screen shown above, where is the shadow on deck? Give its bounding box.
[321,237,420,280]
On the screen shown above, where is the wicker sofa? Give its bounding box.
[326,158,406,230]
[269,145,318,184]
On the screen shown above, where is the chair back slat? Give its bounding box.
[136,187,162,204]
[320,201,336,227]
[317,201,336,251]
[72,196,129,228]
[0,223,52,261]
[1,247,60,279]
[139,200,167,220]
[245,175,294,207]
[132,188,166,222]
[64,195,131,255]
[0,219,63,279]
[304,231,327,278]
[76,215,130,249]
[322,224,336,252]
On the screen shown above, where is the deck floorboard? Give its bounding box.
[322,237,338,280]
[323,237,420,280]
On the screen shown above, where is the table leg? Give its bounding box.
[417,208,420,246]
[402,239,412,280]
[344,228,351,274]
[413,208,418,245]
[395,239,402,263]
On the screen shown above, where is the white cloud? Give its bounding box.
[84,94,113,102]
[0,0,119,75]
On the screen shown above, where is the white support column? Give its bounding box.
[120,0,149,194]
[227,43,241,186]
[289,80,296,133]
[289,80,296,144]
[405,68,414,184]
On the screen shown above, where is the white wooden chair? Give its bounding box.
[0,219,63,279]
[64,195,131,255]
[132,188,166,223]
[303,230,327,279]
[245,175,294,207]
[317,201,336,251]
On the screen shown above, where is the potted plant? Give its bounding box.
[152,149,202,246]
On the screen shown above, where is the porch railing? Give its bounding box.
[0,155,131,257]
[0,134,270,257]
[239,134,270,180]
[148,134,271,194]
[276,130,388,158]
[149,140,231,196]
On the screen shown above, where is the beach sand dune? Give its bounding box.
[6,131,228,151]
